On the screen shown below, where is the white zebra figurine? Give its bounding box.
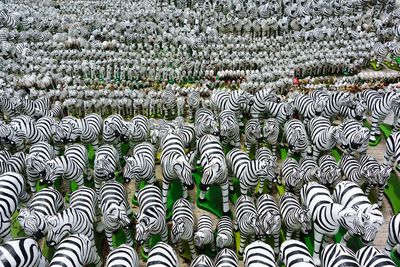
[244,241,276,267]
[280,240,315,267]
[194,214,215,253]
[105,244,139,267]
[0,238,48,267]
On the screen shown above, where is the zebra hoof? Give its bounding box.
[238,251,244,260]
[369,136,377,142]
[198,197,206,203]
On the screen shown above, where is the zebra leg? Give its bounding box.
[19,191,30,203]
[312,228,324,266]
[89,243,102,267]
[92,139,99,152]
[143,239,150,255]
[340,231,353,246]
[0,220,12,242]
[75,173,85,188]
[162,180,170,208]
[221,181,230,215]
[178,240,185,254]
[369,116,379,142]
[239,182,248,196]
[238,233,247,257]
[286,230,293,240]
[28,177,37,194]
[54,145,61,156]
[378,187,384,208]
[273,233,280,256]
[123,228,133,247]
[295,231,300,240]
[365,184,372,197]
[116,142,122,159]
[160,224,168,243]
[312,146,320,161]
[105,230,114,251]
[258,178,265,196]
[384,235,397,256]
[188,239,197,259]
[182,186,188,200]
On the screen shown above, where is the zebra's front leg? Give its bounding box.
[378,187,384,208]
[239,181,248,196]
[92,139,99,152]
[105,230,114,251]
[123,227,133,247]
[28,177,37,194]
[258,178,265,196]
[369,116,380,142]
[273,233,280,256]
[0,220,12,242]
[340,230,353,246]
[312,146,320,161]
[188,239,197,259]
[384,235,397,256]
[365,184,372,196]
[238,233,247,257]
[161,180,170,208]
[182,185,188,200]
[221,181,230,215]
[312,228,324,266]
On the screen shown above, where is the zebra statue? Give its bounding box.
[244,241,276,267]
[321,244,360,267]
[49,234,102,267]
[384,131,400,171]
[308,116,346,160]
[147,242,179,267]
[215,248,239,267]
[171,198,197,259]
[234,195,259,257]
[245,119,261,152]
[227,148,276,196]
[357,246,396,267]
[18,188,65,240]
[194,108,219,139]
[46,186,97,248]
[216,216,234,250]
[103,114,126,158]
[161,88,177,118]
[301,182,359,266]
[362,89,400,142]
[262,118,279,156]
[61,114,102,151]
[299,156,320,183]
[219,109,240,148]
[279,192,311,240]
[0,172,30,243]
[194,214,215,252]
[255,147,278,195]
[94,144,120,195]
[280,240,315,267]
[256,194,281,256]
[332,181,384,246]
[292,93,327,125]
[385,213,400,257]
[189,134,229,214]
[250,88,280,119]
[123,142,156,198]
[190,255,214,267]
[282,157,303,195]
[122,115,149,150]
[339,119,370,155]
[40,143,89,189]
[160,131,194,207]
[99,180,133,251]
[318,155,341,189]
[359,155,392,208]
[136,185,168,255]
[284,119,310,158]
[187,91,201,122]
[105,244,139,267]
[0,238,48,267]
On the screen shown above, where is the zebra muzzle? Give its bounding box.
[46,240,56,247]
[123,178,131,184]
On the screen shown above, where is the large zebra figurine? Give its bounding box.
[190,255,214,267]
[292,93,327,125]
[250,88,279,119]
[227,148,276,196]
[279,192,311,240]
[215,248,239,267]
[299,156,320,183]
[234,195,259,257]
[284,119,310,158]
[363,89,400,142]
[280,240,315,267]
[359,155,392,208]
[60,113,102,151]
[0,172,30,243]
[332,181,384,246]
[282,157,302,195]
[219,109,240,148]
[160,131,194,207]
[216,216,234,250]
[310,91,355,120]
[308,116,346,160]
[171,198,197,259]
[384,131,400,170]
[103,114,126,157]
[136,185,168,255]
[321,243,360,267]
[94,144,120,196]
[357,246,396,267]
[385,213,400,257]
[194,108,219,139]
[49,234,102,267]
[301,182,359,266]
[256,147,278,195]
[46,186,97,248]
[339,119,370,155]
[245,119,261,152]
[99,180,133,251]
[244,241,276,267]
[123,142,156,198]
[189,134,229,214]
[146,242,179,267]
[194,214,215,252]
[256,194,281,256]
[0,238,48,267]
[318,155,341,189]
[40,143,89,189]
[121,115,149,150]
[262,118,279,156]
[18,188,65,240]
[105,244,139,267]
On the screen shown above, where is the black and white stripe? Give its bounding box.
[262,118,279,156]
[176,125,196,149]
[99,180,133,251]
[215,248,238,267]
[310,91,354,120]
[255,148,278,194]
[194,214,214,252]
[3,115,42,152]
[18,187,64,240]
[357,246,396,267]
[340,154,363,184]
[103,114,126,157]
[299,156,320,183]
[282,157,303,195]
[292,93,327,125]
[339,119,370,155]
[123,115,149,146]
[0,238,48,267]
[321,243,359,267]
[384,131,400,170]
[280,240,315,267]
[284,119,310,158]
[190,255,213,267]
[147,242,179,267]
[105,244,139,267]
[49,234,102,267]
[279,192,311,240]
[5,151,25,174]
[318,155,341,188]
[265,101,294,126]
[216,216,234,250]
[195,108,219,139]
[245,119,261,152]
[136,185,168,254]
[219,109,240,148]
[244,241,276,267]
[94,144,120,196]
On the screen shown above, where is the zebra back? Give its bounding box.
[171,198,194,244]
[321,243,359,267]
[356,246,396,267]
[244,241,276,267]
[0,238,48,267]
[256,194,281,235]
[105,244,139,267]
[70,186,97,223]
[190,255,214,267]
[215,248,239,267]
[339,155,362,184]
[300,182,332,216]
[280,240,315,267]
[147,242,178,267]
[216,216,234,249]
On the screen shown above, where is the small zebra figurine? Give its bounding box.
[280,240,315,267]
[262,118,279,156]
[147,242,179,267]
[244,241,276,267]
[219,110,240,148]
[245,119,261,152]
[194,214,215,253]
[94,144,120,196]
[321,244,359,267]
[282,157,303,195]
[284,119,310,158]
[49,234,102,267]
[357,246,396,267]
[0,238,48,267]
[105,244,139,267]
[215,248,239,267]
[216,216,234,250]
[190,254,214,267]
[171,198,197,259]
[318,155,341,189]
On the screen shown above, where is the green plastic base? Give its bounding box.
[369,60,384,71]
[383,61,400,71]
[390,251,400,266]
[380,123,393,139]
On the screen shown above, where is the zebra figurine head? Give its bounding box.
[172,156,194,190]
[41,160,62,186]
[17,208,47,240]
[51,122,69,144]
[201,155,227,191]
[135,207,159,245]
[95,155,115,179]
[376,165,392,188]
[26,153,46,177]
[123,157,141,184]
[353,205,383,243]
[105,200,132,231]
[313,96,328,116]
[46,215,71,247]
[103,120,121,139]
[295,208,312,235]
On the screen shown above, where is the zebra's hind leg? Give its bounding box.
[312,228,324,266]
[160,224,168,243]
[124,228,133,247]
[312,147,320,161]
[384,235,397,256]
[340,231,353,246]
[238,233,247,257]
[105,230,114,251]
[365,184,372,197]
[369,116,380,142]
[188,239,197,259]
[161,180,170,208]
[273,233,280,256]
[0,220,12,242]
[286,230,293,240]
[378,187,384,208]
[221,181,230,215]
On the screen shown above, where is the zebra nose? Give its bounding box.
[46,240,56,247]
[123,178,131,184]
[39,179,47,186]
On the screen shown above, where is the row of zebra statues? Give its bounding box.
[0,85,399,266]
